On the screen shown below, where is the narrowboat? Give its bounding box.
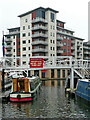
[9,73,41,102]
[75,79,90,102]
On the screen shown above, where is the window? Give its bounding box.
[28,40,30,43]
[64,36,66,39]
[53,47,55,50]
[51,25,52,29]
[13,42,15,45]
[51,47,52,50]
[53,40,55,44]
[53,33,55,37]
[18,48,20,52]
[64,42,66,46]
[63,70,65,77]
[50,40,52,43]
[23,47,26,51]
[28,32,30,36]
[67,50,70,53]
[23,40,26,44]
[28,54,30,57]
[64,49,66,52]
[23,54,26,57]
[67,43,69,46]
[51,54,52,56]
[23,61,26,65]
[53,26,55,30]
[23,26,25,30]
[13,36,15,39]
[28,47,30,50]
[22,33,26,37]
[25,19,27,22]
[53,54,55,56]
[67,37,70,40]
[28,25,30,29]
[51,13,54,22]
[13,49,15,52]
[50,32,52,36]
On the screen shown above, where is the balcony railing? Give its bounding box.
[32,41,48,45]
[57,36,63,40]
[32,25,48,30]
[5,38,12,42]
[57,43,63,47]
[5,45,12,49]
[57,30,73,37]
[5,51,12,55]
[32,48,48,53]
[32,33,48,38]
[57,50,63,53]
[32,18,48,23]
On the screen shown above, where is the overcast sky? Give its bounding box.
[0,0,89,57]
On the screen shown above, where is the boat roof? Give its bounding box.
[78,79,90,82]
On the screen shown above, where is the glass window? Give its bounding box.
[25,19,27,22]
[51,47,52,50]
[53,47,55,50]
[50,40,52,43]
[28,47,30,50]
[51,32,52,36]
[64,42,66,46]
[23,26,25,30]
[28,32,30,36]
[23,61,26,65]
[63,70,65,77]
[23,47,26,51]
[28,40,30,43]
[23,40,26,44]
[28,25,30,29]
[51,13,54,22]
[22,33,26,37]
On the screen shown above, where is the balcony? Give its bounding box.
[57,43,63,47]
[32,41,48,45]
[5,51,12,55]
[32,48,48,53]
[32,25,48,31]
[32,18,48,23]
[77,49,82,53]
[57,50,63,53]
[71,46,75,50]
[32,33,48,38]
[5,45,12,49]
[57,30,73,37]
[5,38,12,42]
[84,51,89,54]
[57,36,63,40]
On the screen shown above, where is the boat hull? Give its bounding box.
[10,93,32,102]
[76,79,90,102]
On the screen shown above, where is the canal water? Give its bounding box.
[1,80,90,119]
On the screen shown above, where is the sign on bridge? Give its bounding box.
[30,58,43,68]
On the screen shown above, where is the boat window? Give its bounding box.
[18,79,25,92]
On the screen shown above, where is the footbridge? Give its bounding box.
[0,56,90,91]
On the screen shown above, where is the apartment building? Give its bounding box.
[4,7,84,67]
[83,41,90,60]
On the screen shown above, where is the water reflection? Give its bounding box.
[1,80,90,118]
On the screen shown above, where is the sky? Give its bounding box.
[0,0,89,57]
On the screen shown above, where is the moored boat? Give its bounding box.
[75,79,90,102]
[9,73,41,102]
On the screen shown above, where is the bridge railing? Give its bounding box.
[0,56,90,70]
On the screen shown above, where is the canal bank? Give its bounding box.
[1,80,90,119]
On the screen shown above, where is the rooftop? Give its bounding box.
[18,7,59,17]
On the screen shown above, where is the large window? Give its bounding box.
[51,13,54,22]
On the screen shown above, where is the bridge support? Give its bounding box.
[70,68,74,91]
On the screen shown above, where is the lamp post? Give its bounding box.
[2,31,5,91]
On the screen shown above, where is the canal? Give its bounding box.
[1,80,90,119]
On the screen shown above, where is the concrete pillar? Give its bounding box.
[45,69,51,79]
[54,69,57,79]
[30,70,34,76]
[39,70,42,79]
[60,69,62,79]
[70,68,74,90]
